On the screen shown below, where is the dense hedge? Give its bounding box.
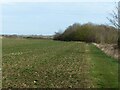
[54,23,118,44]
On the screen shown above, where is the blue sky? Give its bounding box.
[2,2,115,35]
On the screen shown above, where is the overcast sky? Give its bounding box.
[1,1,118,35]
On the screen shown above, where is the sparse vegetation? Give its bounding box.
[2,38,118,88]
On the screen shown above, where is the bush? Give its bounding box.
[54,22,118,44]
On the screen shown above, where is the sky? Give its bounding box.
[1,1,118,35]
[0,0,119,3]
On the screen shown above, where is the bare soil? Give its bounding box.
[93,43,118,60]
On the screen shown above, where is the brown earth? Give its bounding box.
[93,43,118,60]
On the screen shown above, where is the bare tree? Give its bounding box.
[107,2,120,49]
[107,2,120,29]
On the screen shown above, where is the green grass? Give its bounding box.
[2,38,119,88]
[88,44,118,88]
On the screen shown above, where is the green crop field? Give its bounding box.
[2,38,119,88]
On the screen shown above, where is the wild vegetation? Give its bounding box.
[2,35,53,39]
[2,38,118,88]
[54,23,118,44]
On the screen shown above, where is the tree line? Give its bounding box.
[53,22,118,44]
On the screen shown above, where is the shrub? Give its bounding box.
[54,22,118,44]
